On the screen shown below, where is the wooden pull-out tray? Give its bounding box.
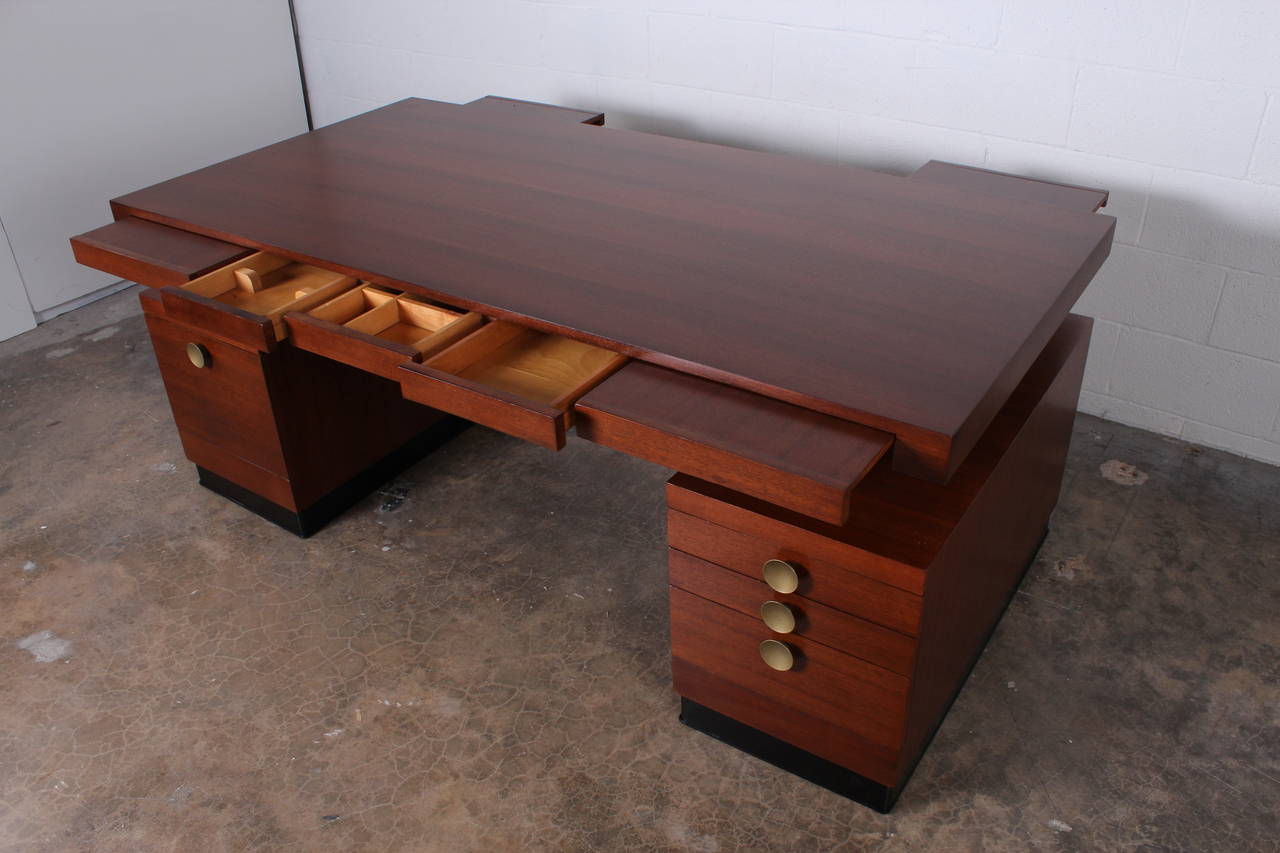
[286,284,483,379]
[574,362,893,525]
[398,320,628,451]
[160,251,358,351]
[70,217,252,288]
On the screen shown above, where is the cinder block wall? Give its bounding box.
[294,0,1280,465]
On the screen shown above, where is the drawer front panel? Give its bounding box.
[145,313,289,477]
[670,586,909,754]
[161,287,277,352]
[162,252,360,352]
[669,549,916,676]
[668,510,921,636]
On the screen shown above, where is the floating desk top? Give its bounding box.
[109,97,1114,481]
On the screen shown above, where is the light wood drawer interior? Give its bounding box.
[286,284,483,378]
[398,320,627,450]
[164,251,358,348]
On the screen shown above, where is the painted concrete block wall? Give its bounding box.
[293,0,1280,465]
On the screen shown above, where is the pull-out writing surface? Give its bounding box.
[576,360,893,524]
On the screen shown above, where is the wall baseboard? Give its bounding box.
[33,278,133,325]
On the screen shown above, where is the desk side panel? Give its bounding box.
[901,315,1090,770]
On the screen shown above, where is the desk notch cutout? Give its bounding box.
[911,161,1109,212]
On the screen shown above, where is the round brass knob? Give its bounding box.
[759,639,795,671]
[762,559,799,594]
[760,600,796,634]
[186,342,211,369]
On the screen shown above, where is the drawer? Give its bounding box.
[398,321,627,451]
[668,509,921,635]
[143,311,289,478]
[160,251,358,351]
[668,549,916,676]
[285,284,483,380]
[670,586,909,755]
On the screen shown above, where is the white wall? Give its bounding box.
[0,0,308,325]
[293,0,1280,465]
[0,220,34,341]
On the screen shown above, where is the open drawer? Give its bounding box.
[285,284,483,379]
[160,252,358,351]
[398,321,628,450]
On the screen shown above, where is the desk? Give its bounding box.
[71,95,1112,811]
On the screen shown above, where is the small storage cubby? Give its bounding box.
[397,320,628,450]
[285,284,483,379]
[170,252,359,344]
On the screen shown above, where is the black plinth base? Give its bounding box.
[196,416,468,537]
[679,698,902,813]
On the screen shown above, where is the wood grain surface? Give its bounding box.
[107,97,1115,480]
[667,509,923,634]
[670,586,909,767]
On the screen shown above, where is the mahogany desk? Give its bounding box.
[71,95,1114,812]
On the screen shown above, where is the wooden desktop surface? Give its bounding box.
[109,97,1114,480]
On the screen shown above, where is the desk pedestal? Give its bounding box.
[140,290,461,536]
[666,316,1088,810]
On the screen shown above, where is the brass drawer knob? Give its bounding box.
[762,559,799,594]
[759,639,795,671]
[186,342,211,369]
[760,600,796,634]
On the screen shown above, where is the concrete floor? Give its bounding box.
[1,287,1277,853]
